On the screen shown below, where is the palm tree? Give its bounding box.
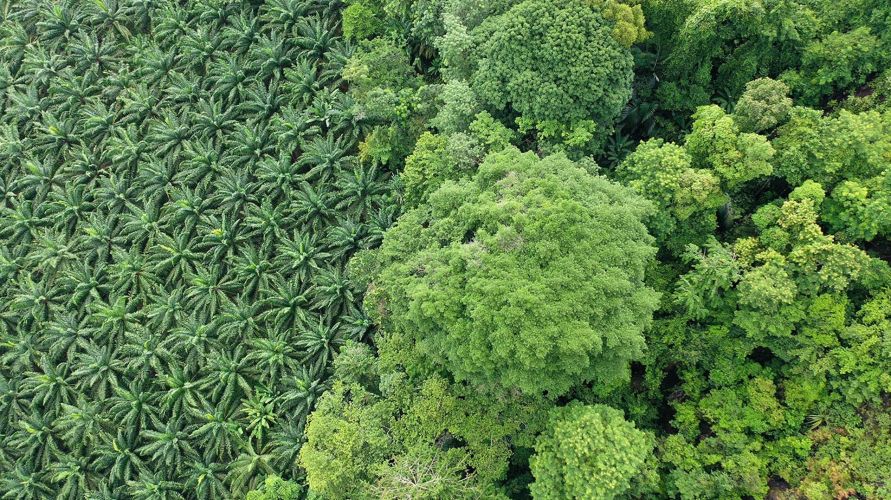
[133,157,177,206]
[116,86,158,128]
[320,37,355,86]
[175,141,223,189]
[324,89,363,139]
[93,172,138,217]
[43,182,95,236]
[309,265,355,314]
[250,31,294,81]
[183,457,228,500]
[274,229,329,283]
[143,286,186,334]
[323,216,368,260]
[195,213,248,263]
[8,412,64,469]
[215,297,260,343]
[150,3,191,47]
[93,429,145,489]
[336,165,389,218]
[187,400,244,462]
[11,155,62,201]
[0,0,399,494]
[201,346,256,407]
[120,331,173,380]
[49,454,97,500]
[85,296,139,348]
[30,230,78,278]
[339,303,374,342]
[42,314,91,363]
[108,246,158,301]
[295,315,344,374]
[261,0,315,32]
[70,341,124,400]
[158,365,205,417]
[206,54,252,105]
[0,464,54,500]
[190,98,236,143]
[282,56,320,106]
[297,132,354,181]
[246,330,299,386]
[291,181,336,230]
[180,26,221,76]
[184,264,236,321]
[147,110,192,158]
[258,274,310,332]
[162,316,220,372]
[118,202,165,251]
[83,0,132,41]
[256,152,300,203]
[220,13,260,57]
[55,396,110,451]
[137,417,197,474]
[277,365,328,417]
[266,420,305,477]
[225,122,274,170]
[244,199,289,252]
[35,2,83,49]
[73,213,119,264]
[126,470,185,500]
[240,390,278,445]
[0,198,43,249]
[294,14,337,63]
[107,125,150,170]
[0,376,29,435]
[227,441,275,494]
[10,274,64,322]
[271,104,316,153]
[0,329,41,374]
[162,185,211,236]
[239,79,282,121]
[106,381,159,438]
[230,246,273,299]
[150,229,202,285]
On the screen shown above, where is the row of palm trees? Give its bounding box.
[0,0,396,497]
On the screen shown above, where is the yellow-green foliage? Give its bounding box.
[589,0,651,47]
[772,108,891,241]
[342,0,386,40]
[245,476,302,500]
[300,370,546,499]
[618,139,727,252]
[401,132,456,208]
[685,105,774,190]
[529,403,654,499]
[732,78,794,132]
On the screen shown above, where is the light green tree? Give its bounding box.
[732,78,794,132]
[685,105,774,190]
[529,403,654,499]
[617,138,727,252]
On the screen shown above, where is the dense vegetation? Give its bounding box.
[0,0,889,498]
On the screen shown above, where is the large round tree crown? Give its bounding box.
[369,147,659,395]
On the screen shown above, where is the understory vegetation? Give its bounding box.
[0,0,889,498]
